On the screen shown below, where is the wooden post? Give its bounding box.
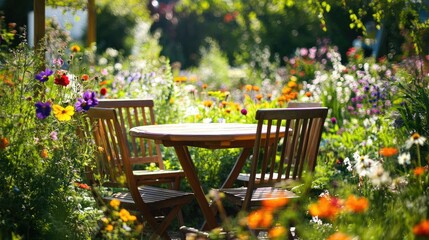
[87,0,96,46]
[33,0,45,50]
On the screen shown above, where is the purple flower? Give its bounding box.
[241,108,248,116]
[35,101,52,119]
[331,117,337,125]
[35,68,54,82]
[75,90,99,112]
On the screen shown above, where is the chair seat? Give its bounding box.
[237,173,303,188]
[104,185,194,211]
[221,187,298,207]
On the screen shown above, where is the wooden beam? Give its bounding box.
[87,0,96,46]
[34,0,45,50]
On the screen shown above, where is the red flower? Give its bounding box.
[100,87,107,96]
[54,73,70,86]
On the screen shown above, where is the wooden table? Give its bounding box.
[129,123,276,230]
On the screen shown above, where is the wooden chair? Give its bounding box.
[96,99,184,190]
[236,103,324,185]
[287,102,322,108]
[221,107,328,211]
[86,107,194,239]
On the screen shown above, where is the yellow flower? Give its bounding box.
[52,104,75,121]
[105,224,113,232]
[109,199,120,209]
[70,44,81,52]
[119,208,131,222]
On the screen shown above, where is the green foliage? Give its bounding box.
[0,24,101,239]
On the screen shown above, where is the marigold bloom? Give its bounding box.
[262,192,289,210]
[40,149,48,158]
[173,76,187,83]
[203,100,213,108]
[255,94,263,101]
[245,84,253,91]
[282,87,292,94]
[81,74,90,81]
[109,199,120,208]
[413,219,429,236]
[268,226,286,239]
[202,83,208,89]
[287,81,297,88]
[344,195,369,213]
[327,232,352,240]
[305,91,312,97]
[0,137,10,149]
[70,44,81,52]
[252,85,260,92]
[52,104,75,121]
[379,147,398,157]
[414,166,426,176]
[105,224,113,232]
[308,196,342,220]
[119,208,131,222]
[225,108,231,114]
[247,209,273,229]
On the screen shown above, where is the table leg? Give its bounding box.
[221,147,252,188]
[173,145,218,230]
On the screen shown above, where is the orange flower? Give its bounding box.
[0,137,9,149]
[305,91,312,97]
[262,192,289,210]
[344,195,369,213]
[308,195,342,220]
[202,83,208,89]
[203,100,213,108]
[244,84,253,92]
[268,226,286,239]
[247,209,273,229]
[225,108,231,114]
[255,94,263,101]
[81,74,90,81]
[105,224,114,232]
[70,44,81,52]
[267,93,272,100]
[252,85,260,92]
[413,219,429,236]
[327,232,352,240]
[40,149,49,158]
[109,199,120,209]
[379,147,398,157]
[282,87,292,95]
[287,81,297,88]
[119,208,131,221]
[414,166,426,176]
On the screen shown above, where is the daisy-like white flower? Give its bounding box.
[369,165,391,187]
[354,154,377,177]
[398,152,411,165]
[405,133,427,149]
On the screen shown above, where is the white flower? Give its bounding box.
[398,152,411,165]
[405,133,426,149]
[344,157,353,172]
[369,165,391,187]
[354,154,377,177]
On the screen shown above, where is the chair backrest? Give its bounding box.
[85,107,157,223]
[244,107,328,207]
[96,99,164,169]
[86,107,134,188]
[287,102,322,108]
